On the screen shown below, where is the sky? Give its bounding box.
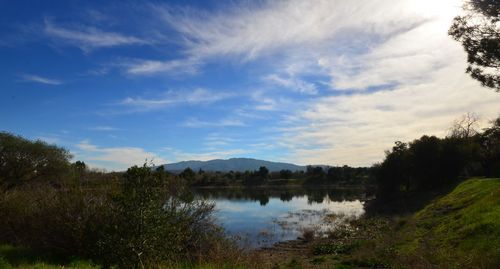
[1,0,499,171]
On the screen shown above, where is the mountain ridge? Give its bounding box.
[160,157,307,172]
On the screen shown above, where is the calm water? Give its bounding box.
[193,188,366,247]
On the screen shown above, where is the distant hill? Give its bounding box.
[159,158,306,172]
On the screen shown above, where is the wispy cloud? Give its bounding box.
[183,117,245,128]
[162,148,250,162]
[150,0,462,91]
[43,18,147,52]
[89,126,118,131]
[248,90,302,113]
[203,132,238,148]
[19,74,62,85]
[281,60,500,166]
[321,17,456,90]
[36,136,62,144]
[264,74,318,94]
[119,88,233,111]
[75,140,167,171]
[123,58,200,76]
[157,0,432,60]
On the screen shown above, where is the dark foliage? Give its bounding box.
[279,169,293,179]
[189,164,371,187]
[179,167,196,183]
[375,117,500,198]
[97,165,221,268]
[0,164,233,268]
[0,132,72,189]
[449,0,500,91]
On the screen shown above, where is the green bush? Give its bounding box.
[0,132,72,189]
[0,165,239,268]
[96,165,226,268]
[0,185,113,260]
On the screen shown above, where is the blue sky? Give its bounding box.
[1,0,499,170]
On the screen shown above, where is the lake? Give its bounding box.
[193,187,367,247]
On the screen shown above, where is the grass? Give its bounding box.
[0,245,99,269]
[0,244,250,269]
[304,178,500,269]
[395,178,500,269]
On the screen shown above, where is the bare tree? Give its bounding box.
[448,112,480,138]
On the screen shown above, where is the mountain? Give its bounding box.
[160,158,306,172]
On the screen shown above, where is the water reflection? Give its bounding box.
[194,187,366,204]
[193,187,366,247]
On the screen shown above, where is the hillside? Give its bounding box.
[160,157,306,172]
[261,178,500,269]
[394,178,500,268]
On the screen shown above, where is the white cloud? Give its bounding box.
[158,0,437,61]
[75,140,167,171]
[203,133,237,148]
[183,117,245,128]
[124,58,200,76]
[36,136,62,144]
[119,88,233,111]
[325,12,460,90]
[163,148,250,162]
[251,92,278,111]
[20,74,62,85]
[152,0,467,92]
[43,18,147,52]
[89,126,118,131]
[264,74,317,94]
[282,60,500,166]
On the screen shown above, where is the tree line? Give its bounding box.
[374,115,500,199]
[172,164,372,187]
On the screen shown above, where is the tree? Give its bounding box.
[0,132,72,189]
[72,160,87,182]
[100,164,217,268]
[72,160,87,172]
[448,112,480,138]
[257,166,269,180]
[327,167,342,182]
[179,167,196,182]
[449,0,500,91]
[279,169,293,179]
[375,141,411,197]
[306,166,325,180]
[480,116,500,175]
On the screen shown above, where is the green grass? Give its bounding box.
[0,245,250,269]
[0,244,99,269]
[396,178,500,269]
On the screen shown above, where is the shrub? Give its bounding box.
[0,132,72,189]
[0,164,239,268]
[0,185,113,260]
[97,165,225,268]
[301,228,315,242]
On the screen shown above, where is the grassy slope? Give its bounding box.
[306,178,500,269]
[395,178,500,269]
